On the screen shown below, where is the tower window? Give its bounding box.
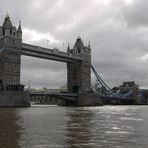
[13,40,15,45]
[3,29,5,35]
[78,48,80,53]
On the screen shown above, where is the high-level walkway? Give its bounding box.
[22,43,82,62]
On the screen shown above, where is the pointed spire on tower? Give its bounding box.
[77,34,81,40]
[18,20,22,32]
[88,41,91,48]
[2,12,13,29]
[6,11,9,18]
[73,35,84,49]
[68,42,70,48]
[67,42,71,53]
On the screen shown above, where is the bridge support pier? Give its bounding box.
[77,94,102,106]
[0,91,30,107]
[57,99,78,106]
[57,94,102,106]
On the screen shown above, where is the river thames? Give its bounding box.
[0,105,148,148]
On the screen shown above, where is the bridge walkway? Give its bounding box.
[22,43,82,62]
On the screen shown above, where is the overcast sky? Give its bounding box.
[0,0,148,89]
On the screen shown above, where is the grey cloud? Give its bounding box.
[21,56,66,71]
[121,0,148,28]
[1,0,148,88]
[21,56,67,88]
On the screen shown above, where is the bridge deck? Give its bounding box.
[22,43,82,62]
[30,93,78,102]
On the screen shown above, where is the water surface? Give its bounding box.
[0,105,148,148]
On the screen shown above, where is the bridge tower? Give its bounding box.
[0,14,22,90]
[67,36,91,94]
[0,15,30,107]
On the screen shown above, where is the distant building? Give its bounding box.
[120,81,140,101]
[59,84,67,93]
[120,81,139,92]
[30,84,68,94]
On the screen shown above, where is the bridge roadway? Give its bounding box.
[30,92,78,102]
[22,43,82,62]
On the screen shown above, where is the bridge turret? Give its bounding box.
[72,36,84,54]
[2,14,13,36]
[87,41,91,53]
[17,21,22,39]
[71,36,91,55]
[0,14,22,49]
[67,43,71,54]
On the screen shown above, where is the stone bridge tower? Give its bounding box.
[67,36,91,94]
[0,15,22,91]
[0,15,30,107]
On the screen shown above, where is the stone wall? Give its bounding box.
[67,61,81,93]
[0,91,30,107]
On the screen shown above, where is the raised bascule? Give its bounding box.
[0,15,102,107]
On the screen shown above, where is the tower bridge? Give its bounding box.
[0,15,102,107]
